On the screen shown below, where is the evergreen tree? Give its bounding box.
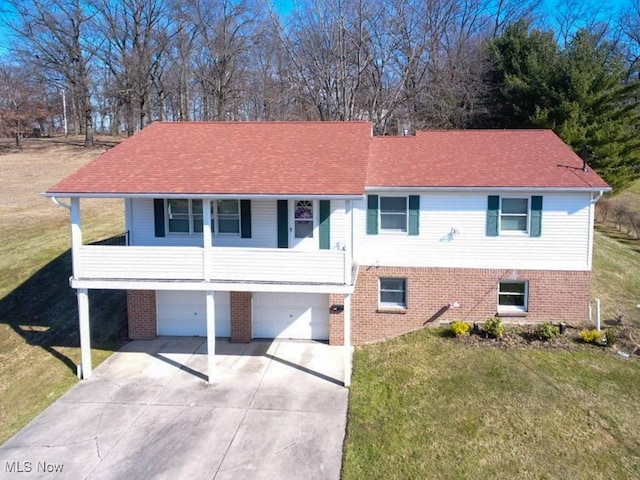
[483,22,640,191]
[557,30,640,191]
[484,21,562,129]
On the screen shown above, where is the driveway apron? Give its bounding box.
[0,338,349,480]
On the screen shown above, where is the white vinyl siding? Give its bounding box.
[129,198,348,250]
[129,198,277,247]
[355,192,592,271]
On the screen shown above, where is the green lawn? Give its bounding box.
[343,215,640,480]
[592,229,640,328]
[0,137,126,444]
[344,216,640,479]
[343,329,640,479]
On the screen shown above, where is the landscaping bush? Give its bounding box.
[484,317,504,338]
[538,322,560,341]
[450,321,471,337]
[605,328,617,346]
[580,329,604,344]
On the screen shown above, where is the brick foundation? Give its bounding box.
[336,266,591,345]
[127,290,157,340]
[230,291,252,343]
[329,293,345,346]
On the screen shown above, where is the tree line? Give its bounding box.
[1,0,639,190]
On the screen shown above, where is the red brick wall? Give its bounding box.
[336,266,591,345]
[127,290,157,340]
[329,293,345,346]
[230,291,252,343]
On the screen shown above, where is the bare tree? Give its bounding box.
[92,0,175,135]
[273,0,376,122]
[2,0,96,146]
[185,0,260,121]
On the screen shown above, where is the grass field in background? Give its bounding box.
[0,136,126,444]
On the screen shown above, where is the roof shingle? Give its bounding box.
[367,130,609,189]
[46,123,609,196]
[47,122,372,196]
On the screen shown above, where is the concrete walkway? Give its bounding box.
[0,338,349,479]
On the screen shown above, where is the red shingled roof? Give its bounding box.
[47,121,372,196]
[367,130,609,189]
[47,123,609,196]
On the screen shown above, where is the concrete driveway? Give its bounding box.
[0,338,349,479]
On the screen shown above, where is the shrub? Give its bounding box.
[604,328,617,346]
[450,321,471,337]
[580,329,604,344]
[484,317,504,338]
[538,322,560,341]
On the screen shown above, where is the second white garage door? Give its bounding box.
[156,291,231,337]
[253,293,329,340]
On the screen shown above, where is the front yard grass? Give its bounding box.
[0,136,126,444]
[343,329,640,479]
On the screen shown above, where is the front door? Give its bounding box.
[290,200,317,250]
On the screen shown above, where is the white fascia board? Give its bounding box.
[70,277,355,294]
[365,186,612,193]
[44,192,365,200]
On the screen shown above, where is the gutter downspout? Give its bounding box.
[50,196,71,210]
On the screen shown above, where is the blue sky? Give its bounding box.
[0,0,634,59]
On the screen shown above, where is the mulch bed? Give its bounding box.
[449,323,640,357]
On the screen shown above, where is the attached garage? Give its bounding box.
[156,291,231,337]
[252,293,329,340]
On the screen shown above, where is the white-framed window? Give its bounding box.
[380,196,407,232]
[215,200,240,235]
[167,199,203,234]
[167,199,240,235]
[500,198,529,233]
[498,280,528,312]
[379,278,407,308]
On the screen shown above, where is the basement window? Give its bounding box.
[498,281,528,312]
[379,278,407,308]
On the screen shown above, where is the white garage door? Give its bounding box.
[253,293,329,340]
[157,291,231,337]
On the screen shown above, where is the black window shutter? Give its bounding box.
[277,200,288,248]
[367,195,379,235]
[530,196,543,237]
[319,200,331,249]
[486,195,500,236]
[240,200,252,238]
[408,195,420,235]
[153,199,165,237]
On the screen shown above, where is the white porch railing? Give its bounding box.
[76,246,347,284]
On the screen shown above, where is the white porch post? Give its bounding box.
[70,197,82,279]
[206,290,216,383]
[77,288,92,379]
[344,200,353,285]
[202,199,212,280]
[343,293,352,387]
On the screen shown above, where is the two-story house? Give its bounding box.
[46,122,610,386]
